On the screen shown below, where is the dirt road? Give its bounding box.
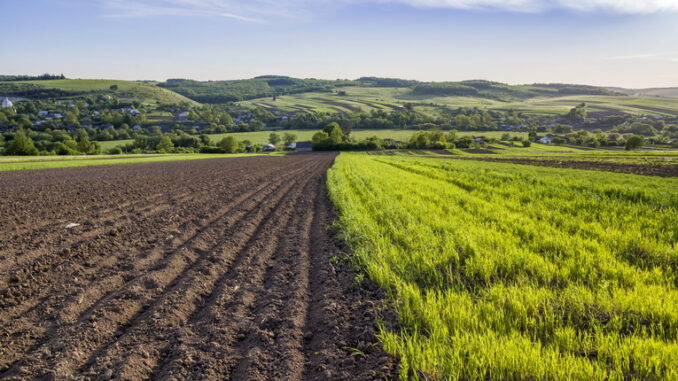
[0,154,396,380]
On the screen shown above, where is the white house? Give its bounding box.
[539,136,553,144]
[38,110,49,117]
[133,125,142,131]
[2,97,13,108]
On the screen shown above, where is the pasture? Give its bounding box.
[97,130,528,149]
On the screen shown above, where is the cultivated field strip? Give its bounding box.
[0,154,396,380]
[328,153,678,380]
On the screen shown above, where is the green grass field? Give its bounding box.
[240,86,678,117]
[0,153,262,171]
[97,130,527,149]
[328,153,678,380]
[0,79,199,105]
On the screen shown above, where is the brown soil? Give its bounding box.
[0,154,397,380]
[453,157,678,177]
[311,99,361,112]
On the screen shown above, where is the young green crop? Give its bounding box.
[327,153,678,380]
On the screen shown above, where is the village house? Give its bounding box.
[2,97,13,108]
[293,141,313,152]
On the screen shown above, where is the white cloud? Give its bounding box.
[558,0,678,14]
[98,0,678,21]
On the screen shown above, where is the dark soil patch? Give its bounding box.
[312,98,361,112]
[453,157,678,177]
[463,149,500,154]
[0,154,397,380]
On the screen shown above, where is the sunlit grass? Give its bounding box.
[328,153,678,380]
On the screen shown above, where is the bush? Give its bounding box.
[108,147,123,155]
[625,135,644,150]
[218,136,242,153]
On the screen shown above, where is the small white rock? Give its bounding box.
[65,223,81,229]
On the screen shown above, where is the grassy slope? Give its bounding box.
[0,153,261,171]
[2,79,199,105]
[328,153,678,380]
[240,86,678,117]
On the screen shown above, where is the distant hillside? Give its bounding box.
[609,87,678,98]
[157,76,357,103]
[0,79,199,105]
[412,81,621,100]
[157,76,627,104]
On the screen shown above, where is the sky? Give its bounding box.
[2,0,678,88]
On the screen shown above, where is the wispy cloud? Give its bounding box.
[558,0,678,14]
[385,0,678,13]
[377,0,544,13]
[607,52,678,61]
[98,0,678,22]
[99,0,294,22]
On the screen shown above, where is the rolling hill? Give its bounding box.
[0,79,199,105]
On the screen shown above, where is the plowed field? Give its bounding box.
[0,154,396,380]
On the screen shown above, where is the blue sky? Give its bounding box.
[2,0,678,87]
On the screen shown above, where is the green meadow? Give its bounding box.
[0,153,260,172]
[97,130,528,150]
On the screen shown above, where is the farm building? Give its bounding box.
[539,136,553,144]
[263,144,276,152]
[293,141,313,152]
[2,97,13,108]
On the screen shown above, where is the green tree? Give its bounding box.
[268,132,281,146]
[76,130,95,153]
[156,135,174,152]
[625,135,644,150]
[283,132,297,147]
[311,131,330,150]
[4,130,39,156]
[522,140,532,147]
[219,136,240,153]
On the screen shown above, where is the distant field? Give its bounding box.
[0,153,260,171]
[0,79,199,105]
[240,86,678,117]
[97,130,527,149]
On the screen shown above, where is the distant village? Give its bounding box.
[1,94,677,152]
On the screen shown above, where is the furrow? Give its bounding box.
[0,160,314,374]
[149,162,325,380]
